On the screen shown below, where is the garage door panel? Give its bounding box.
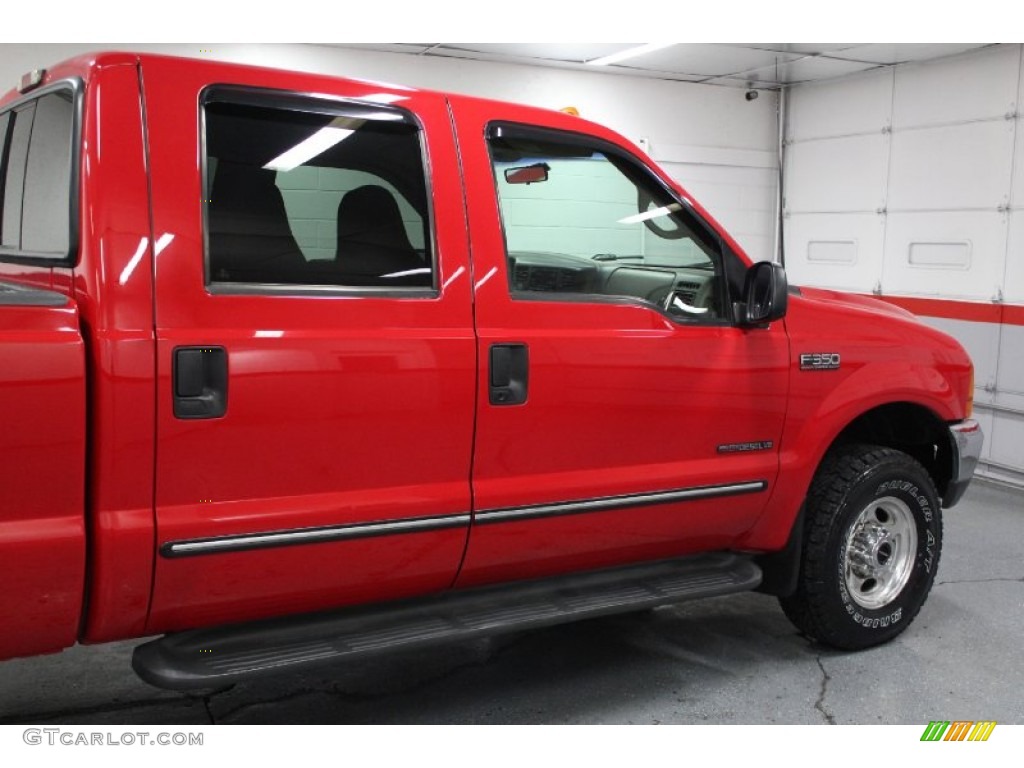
[739,180,776,212]
[786,70,892,141]
[673,180,740,215]
[660,161,777,264]
[1012,124,1024,208]
[724,209,775,239]
[922,316,1001,396]
[669,163,776,188]
[785,213,883,291]
[785,134,888,214]
[882,212,1006,301]
[974,408,996,464]
[893,45,1020,128]
[741,235,772,263]
[991,390,1024,419]
[888,121,1014,211]
[1004,211,1024,303]
[1018,49,1024,206]
[988,411,1024,476]
[995,324,1024,397]
[667,164,775,216]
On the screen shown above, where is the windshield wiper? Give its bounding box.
[592,253,643,262]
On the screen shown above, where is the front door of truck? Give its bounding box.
[144,59,475,631]
[449,102,790,587]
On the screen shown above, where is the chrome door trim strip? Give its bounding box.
[475,481,768,525]
[160,513,471,558]
[160,480,768,557]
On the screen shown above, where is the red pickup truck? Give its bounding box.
[0,52,982,691]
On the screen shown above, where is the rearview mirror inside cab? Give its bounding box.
[504,163,550,185]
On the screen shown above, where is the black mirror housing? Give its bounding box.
[742,261,788,326]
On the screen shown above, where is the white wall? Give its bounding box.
[0,43,779,262]
[662,161,778,264]
[783,44,1024,488]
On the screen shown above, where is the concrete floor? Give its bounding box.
[0,480,1020,725]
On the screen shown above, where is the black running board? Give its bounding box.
[132,553,761,691]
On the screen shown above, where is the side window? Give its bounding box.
[0,88,75,260]
[0,109,22,249]
[489,128,731,323]
[203,94,433,289]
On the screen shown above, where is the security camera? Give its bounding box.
[745,89,759,102]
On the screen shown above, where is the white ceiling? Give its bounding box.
[331,43,996,89]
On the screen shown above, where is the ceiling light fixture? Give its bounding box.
[586,43,677,67]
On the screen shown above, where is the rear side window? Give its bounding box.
[203,90,434,290]
[0,87,77,261]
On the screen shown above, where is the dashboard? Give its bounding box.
[508,251,722,319]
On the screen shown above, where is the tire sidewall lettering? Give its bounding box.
[833,467,939,633]
[780,445,943,650]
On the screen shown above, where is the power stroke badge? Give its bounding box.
[800,352,841,371]
[717,441,774,454]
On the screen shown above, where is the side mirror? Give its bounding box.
[742,261,788,326]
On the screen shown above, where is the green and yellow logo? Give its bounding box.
[921,721,997,742]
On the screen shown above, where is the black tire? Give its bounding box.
[779,444,943,650]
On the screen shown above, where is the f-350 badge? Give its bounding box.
[800,352,841,371]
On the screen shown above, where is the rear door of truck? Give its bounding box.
[141,56,476,632]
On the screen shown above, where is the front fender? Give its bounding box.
[793,358,960,455]
[738,295,970,552]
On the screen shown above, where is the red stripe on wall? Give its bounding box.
[866,295,1024,326]
[1004,304,1024,326]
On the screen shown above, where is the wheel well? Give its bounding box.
[758,403,952,598]
[829,402,953,499]
[753,403,950,602]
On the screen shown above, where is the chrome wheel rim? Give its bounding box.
[843,496,918,610]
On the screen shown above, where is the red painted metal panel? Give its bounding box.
[0,52,153,655]
[140,55,476,632]
[0,54,160,645]
[447,95,790,586]
[0,50,982,657]
[739,289,972,551]
[71,58,159,643]
[0,300,85,659]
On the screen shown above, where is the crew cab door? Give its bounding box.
[142,58,475,631]
[449,101,790,587]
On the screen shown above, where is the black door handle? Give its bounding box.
[489,343,528,406]
[173,347,228,419]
